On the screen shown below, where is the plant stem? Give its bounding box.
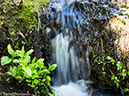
[35,91,37,96]
[109,69,124,96]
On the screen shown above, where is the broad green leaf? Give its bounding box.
[23,67,32,76]
[1,56,12,66]
[49,64,57,71]
[25,56,31,65]
[124,88,129,93]
[43,69,49,73]
[116,61,123,70]
[36,58,44,65]
[15,50,22,56]
[13,59,21,63]
[46,75,51,81]
[25,49,34,57]
[7,44,14,55]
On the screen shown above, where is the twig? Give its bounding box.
[17,32,28,44]
[109,69,124,96]
[8,24,28,44]
[37,8,41,34]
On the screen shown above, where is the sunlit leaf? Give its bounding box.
[25,56,31,65]
[23,67,32,76]
[13,59,21,63]
[49,64,57,71]
[1,56,12,66]
[124,88,129,93]
[32,57,36,64]
[46,75,51,81]
[34,79,39,85]
[25,49,34,57]
[21,46,25,55]
[117,61,123,70]
[7,44,14,55]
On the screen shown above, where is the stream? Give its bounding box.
[40,0,119,95]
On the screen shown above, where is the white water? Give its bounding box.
[53,80,90,96]
[50,32,90,96]
[50,0,90,95]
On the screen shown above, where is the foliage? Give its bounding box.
[94,55,129,94]
[1,44,57,96]
[0,0,49,49]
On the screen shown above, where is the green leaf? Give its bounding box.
[15,50,22,56]
[116,61,123,70]
[46,75,51,81]
[21,46,25,55]
[32,75,38,79]
[1,56,12,66]
[122,73,126,80]
[32,57,36,64]
[36,58,44,65]
[25,56,31,65]
[7,44,14,55]
[124,88,129,93]
[34,79,39,85]
[26,79,31,82]
[13,52,20,57]
[13,59,21,63]
[42,79,46,82]
[16,76,23,80]
[49,64,57,71]
[127,71,129,76]
[23,67,32,77]
[25,49,34,57]
[102,67,104,71]
[7,77,11,81]
[122,69,126,73]
[107,56,112,60]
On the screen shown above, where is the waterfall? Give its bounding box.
[50,0,89,85]
[41,0,118,95]
[48,0,90,95]
[51,31,88,85]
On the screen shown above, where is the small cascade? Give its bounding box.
[51,31,88,86]
[40,0,119,95]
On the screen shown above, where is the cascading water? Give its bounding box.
[49,0,90,95]
[40,0,119,95]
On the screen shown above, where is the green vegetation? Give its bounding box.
[1,44,57,96]
[0,0,49,49]
[94,55,129,96]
